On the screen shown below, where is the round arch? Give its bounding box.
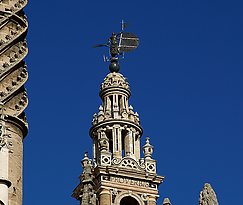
[120,196,139,205]
[114,191,144,205]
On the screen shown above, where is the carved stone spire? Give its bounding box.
[143,137,154,159]
[0,1,29,205]
[163,198,172,205]
[73,25,163,205]
[199,183,219,205]
[72,153,96,205]
[73,70,164,205]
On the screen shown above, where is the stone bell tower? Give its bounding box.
[72,29,164,205]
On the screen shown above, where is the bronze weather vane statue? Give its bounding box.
[94,20,139,72]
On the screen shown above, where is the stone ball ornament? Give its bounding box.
[109,60,120,73]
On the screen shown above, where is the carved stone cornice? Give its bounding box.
[90,119,143,137]
[94,165,164,185]
[5,115,28,138]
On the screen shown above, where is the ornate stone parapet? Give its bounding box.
[112,157,145,171]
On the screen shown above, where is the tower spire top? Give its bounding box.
[93,21,139,73]
[74,22,164,205]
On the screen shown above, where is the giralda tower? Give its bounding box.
[72,28,164,205]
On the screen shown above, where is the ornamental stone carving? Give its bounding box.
[0,5,29,205]
[0,133,8,149]
[112,157,145,171]
[143,137,153,159]
[75,64,164,205]
[100,72,130,91]
[199,183,218,205]
[0,1,29,123]
[145,161,156,173]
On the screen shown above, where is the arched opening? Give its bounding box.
[120,196,139,205]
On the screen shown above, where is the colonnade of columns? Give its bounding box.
[93,125,141,163]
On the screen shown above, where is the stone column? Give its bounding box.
[112,125,122,158]
[7,120,26,205]
[99,189,111,205]
[112,127,118,157]
[117,126,122,157]
[135,135,140,159]
[0,146,9,205]
[113,95,119,119]
[105,97,111,118]
[124,129,134,158]
[0,1,29,205]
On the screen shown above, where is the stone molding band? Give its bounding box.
[90,119,143,137]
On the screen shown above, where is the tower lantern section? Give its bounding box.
[90,72,143,165]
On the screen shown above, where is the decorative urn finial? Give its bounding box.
[81,152,90,168]
[143,137,154,159]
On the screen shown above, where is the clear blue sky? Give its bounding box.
[24,0,242,204]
